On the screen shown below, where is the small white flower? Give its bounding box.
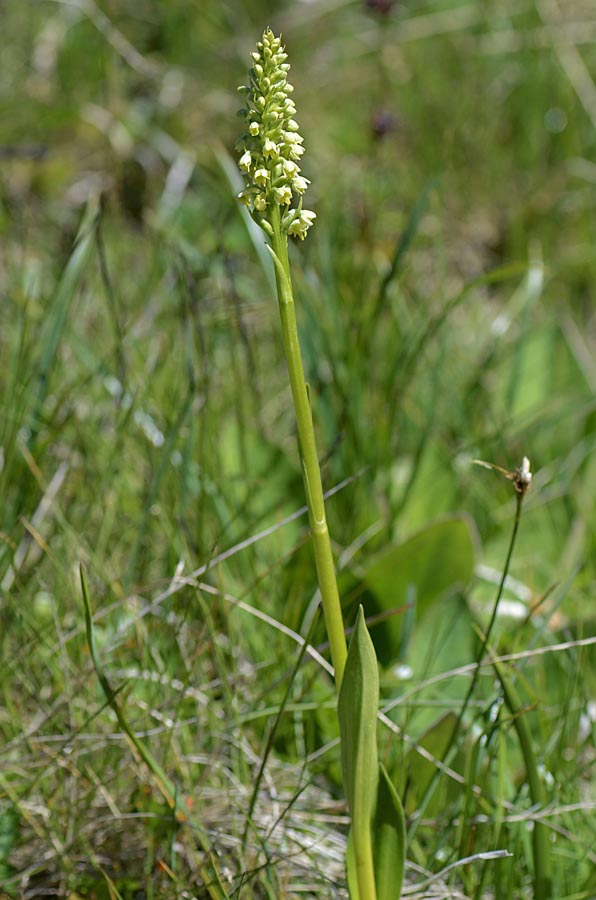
[239,150,252,172]
[274,185,293,205]
[289,224,311,239]
[254,168,270,186]
[292,175,309,194]
[263,139,278,158]
[288,209,316,239]
[282,159,299,177]
[249,121,260,136]
[283,131,303,145]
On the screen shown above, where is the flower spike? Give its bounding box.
[237,28,316,239]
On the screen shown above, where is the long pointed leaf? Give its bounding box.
[373,764,406,900]
[339,606,379,899]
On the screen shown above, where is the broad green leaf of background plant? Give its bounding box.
[398,711,462,817]
[405,593,477,711]
[357,516,475,665]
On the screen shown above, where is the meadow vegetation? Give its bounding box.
[1,1,595,898]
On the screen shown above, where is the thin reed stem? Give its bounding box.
[408,473,528,844]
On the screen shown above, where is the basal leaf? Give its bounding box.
[338,606,380,899]
[338,606,379,819]
[373,764,406,900]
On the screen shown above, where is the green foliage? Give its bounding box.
[372,765,406,900]
[339,607,379,820]
[0,806,19,882]
[348,517,475,665]
[1,1,595,897]
[340,608,406,900]
[399,712,462,818]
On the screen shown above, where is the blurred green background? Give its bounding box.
[1,1,595,898]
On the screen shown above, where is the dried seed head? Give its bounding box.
[513,456,532,495]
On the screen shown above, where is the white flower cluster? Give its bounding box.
[236,29,316,240]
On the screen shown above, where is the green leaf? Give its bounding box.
[359,516,475,665]
[338,606,379,900]
[265,242,293,298]
[373,764,406,900]
[29,199,98,447]
[0,805,19,881]
[406,594,476,710]
[346,832,362,900]
[399,711,460,817]
[339,606,379,820]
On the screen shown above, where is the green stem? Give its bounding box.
[492,658,552,900]
[352,829,377,900]
[408,494,526,844]
[269,206,347,689]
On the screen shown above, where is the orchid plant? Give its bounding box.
[236,29,406,900]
